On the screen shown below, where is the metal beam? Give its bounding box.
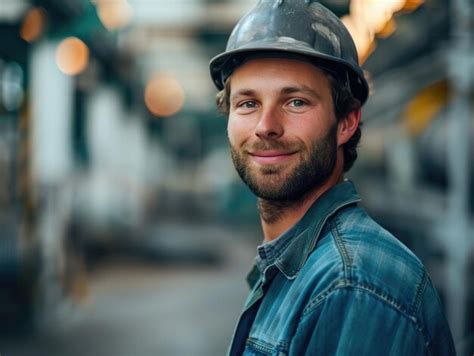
[443,0,473,345]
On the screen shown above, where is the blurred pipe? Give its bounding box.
[445,0,473,344]
[30,41,74,185]
[29,40,76,324]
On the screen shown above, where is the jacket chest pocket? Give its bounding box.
[243,337,288,356]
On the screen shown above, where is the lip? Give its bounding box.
[249,150,297,165]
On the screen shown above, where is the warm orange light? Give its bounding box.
[144,74,185,117]
[378,18,397,39]
[95,0,133,30]
[402,0,424,12]
[402,80,449,137]
[342,0,424,64]
[20,7,47,43]
[55,37,89,76]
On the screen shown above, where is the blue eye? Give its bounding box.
[242,101,257,108]
[233,100,258,113]
[291,99,305,107]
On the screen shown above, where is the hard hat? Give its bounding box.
[209,0,369,105]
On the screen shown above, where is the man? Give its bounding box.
[209,1,455,355]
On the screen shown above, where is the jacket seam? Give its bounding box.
[412,269,428,315]
[300,281,433,354]
[330,215,352,281]
[288,199,360,278]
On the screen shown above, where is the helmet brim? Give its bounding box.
[209,43,369,105]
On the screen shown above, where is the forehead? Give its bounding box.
[229,57,331,93]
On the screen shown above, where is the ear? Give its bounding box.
[337,108,361,146]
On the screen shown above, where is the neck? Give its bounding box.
[259,169,344,242]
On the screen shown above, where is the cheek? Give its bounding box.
[290,112,324,136]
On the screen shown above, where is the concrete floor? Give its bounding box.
[1,222,259,356]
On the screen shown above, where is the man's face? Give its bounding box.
[227,58,339,202]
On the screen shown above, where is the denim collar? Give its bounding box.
[247,180,361,288]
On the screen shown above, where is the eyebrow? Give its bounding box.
[280,85,322,99]
[230,85,322,102]
[230,89,256,102]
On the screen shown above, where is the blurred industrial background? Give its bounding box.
[0,0,472,355]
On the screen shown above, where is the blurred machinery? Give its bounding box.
[0,0,145,332]
[0,0,235,334]
[349,0,473,352]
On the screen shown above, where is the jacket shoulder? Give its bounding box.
[310,205,428,316]
[301,205,454,354]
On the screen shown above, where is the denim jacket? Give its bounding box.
[229,180,455,355]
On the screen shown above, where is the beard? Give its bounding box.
[229,123,338,204]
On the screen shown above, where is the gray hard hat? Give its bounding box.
[209,0,369,105]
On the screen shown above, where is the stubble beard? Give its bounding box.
[229,123,338,223]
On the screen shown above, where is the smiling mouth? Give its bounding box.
[248,150,297,165]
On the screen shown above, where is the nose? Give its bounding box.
[255,106,284,139]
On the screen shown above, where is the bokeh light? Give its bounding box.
[95,0,133,31]
[144,74,185,117]
[55,37,90,76]
[20,7,47,43]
